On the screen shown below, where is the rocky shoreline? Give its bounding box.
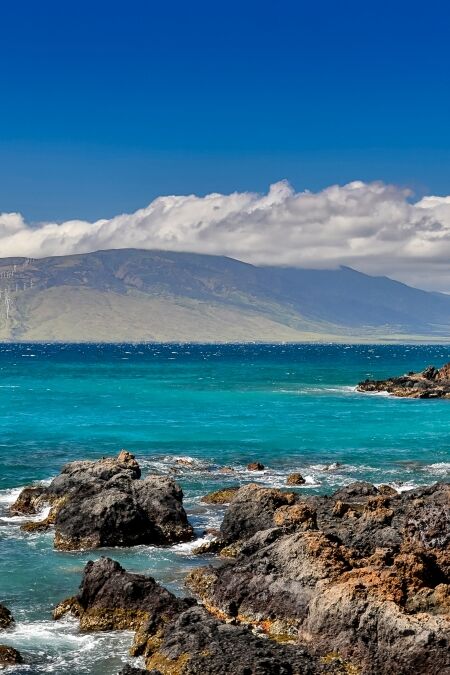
[10,450,193,550]
[357,362,450,398]
[4,452,450,674]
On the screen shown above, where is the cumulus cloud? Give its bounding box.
[1,180,450,291]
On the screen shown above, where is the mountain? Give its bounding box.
[0,248,449,342]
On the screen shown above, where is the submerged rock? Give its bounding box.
[13,451,193,550]
[201,486,241,504]
[0,645,22,667]
[0,606,13,630]
[357,362,450,398]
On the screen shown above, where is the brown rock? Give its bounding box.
[378,484,398,496]
[16,451,193,550]
[201,486,240,504]
[0,606,13,630]
[286,472,306,485]
[273,502,317,529]
[9,485,48,515]
[0,645,22,667]
[247,462,265,471]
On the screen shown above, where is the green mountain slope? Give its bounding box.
[0,249,449,342]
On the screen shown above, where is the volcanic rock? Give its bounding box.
[54,557,191,632]
[286,472,306,485]
[357,362,450,398]
[0,645,22,667]
[187,481,450,674]
[144,605,327,675]
[247,462,265,471]
[0,606,13,630]
[118,667,157,675]
[14,451,193,550]
[201,486,240,504]
[219,484,298,544]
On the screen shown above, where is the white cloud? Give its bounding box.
[1,180,450,291]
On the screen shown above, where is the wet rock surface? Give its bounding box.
[0,606,13,631]
[118,667,160,675]
[247,462,265,471]
[286,472,306,485]
[11,451,193,550]
[357,362,450,398]
[0,645,23,667]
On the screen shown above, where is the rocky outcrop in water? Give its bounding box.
[201,486,240,504]
[0,605,13,630]
[0,645,23,667]
[187,481,450,675]
[54,557,191,632]
[11,451,193,550]
[357,362,450,398]
[62,560,352,675]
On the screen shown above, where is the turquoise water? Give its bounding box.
[0,343,449,673]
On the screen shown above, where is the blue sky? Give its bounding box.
[1,0,450,221]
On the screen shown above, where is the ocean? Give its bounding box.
[0,342,449,673]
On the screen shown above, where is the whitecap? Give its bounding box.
[423,462,450,475]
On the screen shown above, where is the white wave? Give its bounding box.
[3,616,137,672]
[172,533,218,555]
[388,481,420,493]
[0,505,51,525]
[0,487,22,505]
[303,474,321,486]
[423,462,450,475]
[310,462,343,471]
[358,389,392,397]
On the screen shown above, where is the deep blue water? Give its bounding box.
[0,343,449,673]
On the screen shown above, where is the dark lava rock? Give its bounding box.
[220,484,298,544]
[331,481,380,501]
[357,362,450,398]
[0,605,13,630]
[145,605,327,674]
[54,557,191,631]
[0,644,23,666]
[13,451,193,550]
[187,481,450,675]
[247,462,265,471]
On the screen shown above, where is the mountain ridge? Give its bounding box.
[0,248,449,342]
